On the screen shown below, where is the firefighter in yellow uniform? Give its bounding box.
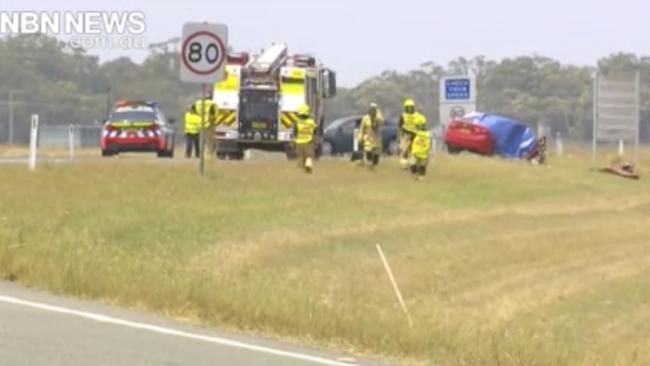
[193,89,218,160]
[357,103,384,169]
[183,105,202,158]
[294,104,316,174]
[399,99,427,168]
[410,125,432,180]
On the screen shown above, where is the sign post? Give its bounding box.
[68,124,75,158]
[29,114,39,171]
[439,75,477,131]
[180,22,228,175]
[556,132,563,157]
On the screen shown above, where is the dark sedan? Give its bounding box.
[322,116,399,156]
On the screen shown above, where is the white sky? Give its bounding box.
[3,0,649,86]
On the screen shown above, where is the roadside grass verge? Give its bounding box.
[0,144,102,158]
[1,151,649,366]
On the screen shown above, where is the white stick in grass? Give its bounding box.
[376,244,413,328]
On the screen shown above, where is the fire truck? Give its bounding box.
[213,44,337,159]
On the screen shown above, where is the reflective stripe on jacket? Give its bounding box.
[411,130,432,159]
[401,112,426,133]
[295,117,316,145]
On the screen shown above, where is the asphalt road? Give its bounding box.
[0,283,384,366]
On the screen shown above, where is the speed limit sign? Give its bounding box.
[180,23,228,83]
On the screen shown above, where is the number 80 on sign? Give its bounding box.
[180,23,228,84]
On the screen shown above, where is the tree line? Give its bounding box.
[1,34,648,142]
[327,54,650,140]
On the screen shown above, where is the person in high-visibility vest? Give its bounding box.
[293,104,316,174]
[183,104,202,158]
[399,99,427,168]
[410,125,432,180]
[357,103,384,169]
[192,87,218,159]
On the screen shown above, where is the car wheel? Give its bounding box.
[157,150,173,158]
[386,139,399,156]
[168,137,175,158]
[321,141,333,156]
[101,150,114,157]
[447,145,462,155]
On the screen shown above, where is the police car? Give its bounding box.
[101,100,175,158]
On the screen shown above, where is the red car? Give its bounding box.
[101,100,175,158]
[444,119,494,155]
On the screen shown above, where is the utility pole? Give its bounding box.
[106,87,112,119]
[149,37,181,71]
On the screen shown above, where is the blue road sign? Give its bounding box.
[445,79,471,100]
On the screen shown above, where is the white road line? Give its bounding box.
[0,294,357,366]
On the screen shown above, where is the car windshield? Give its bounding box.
[327,118,395,131]
[240,90,277,121]
[240,103,276,121]
[109,111,157,122]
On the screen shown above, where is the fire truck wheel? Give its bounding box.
[157,150,173,158]
[285,143,298,160]
[228,149,245,160]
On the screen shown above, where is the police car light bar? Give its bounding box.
[116,100,158,108]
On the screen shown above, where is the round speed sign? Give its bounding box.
[181,31,226,76]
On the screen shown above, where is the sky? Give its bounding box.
[2,0,649,86]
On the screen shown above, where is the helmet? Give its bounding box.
[298,104,311,116]
[404,99,416,108]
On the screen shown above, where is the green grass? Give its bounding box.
[1,150,649,366]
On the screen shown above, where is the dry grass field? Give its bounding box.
[1,149,649,365]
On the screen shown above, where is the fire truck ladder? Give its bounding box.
[249,44,288,75]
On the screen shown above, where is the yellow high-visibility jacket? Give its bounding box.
[411,130,432,159]
[358,112,384,150]
[401,112,426,134]
[294,117,316,145]
[184,112,202,134]
[193,98,217,128]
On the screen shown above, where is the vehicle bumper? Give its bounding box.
[216,128,295,152]
[232,132,293,143]
[101,137,168,152]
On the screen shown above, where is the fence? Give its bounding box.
[38,124,102,149]
[0,92,108,144]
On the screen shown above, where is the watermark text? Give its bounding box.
[1,11,148,50]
